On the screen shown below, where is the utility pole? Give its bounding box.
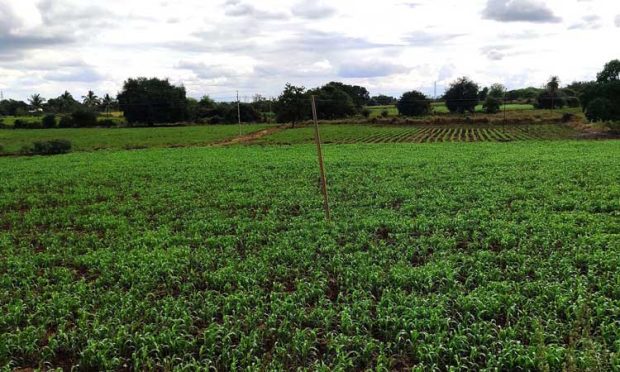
[311,95,330,221]
[237,90,241,135]
[434,81,437,100]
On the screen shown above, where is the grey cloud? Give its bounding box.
[224,1,289,20]
[254,63,330,79]
[284,31,394,51]
[405,32,464,46]
[483,0,562,23]
[338,61,409,78]
[481,45,509,60]
[0,34,73,53]
[44,67,104,82]
[292,0,336,19]
[569,14,602,30]
[177,61,248,79]
[615,15,620,27]
[37,0,117,29]
[486,50,505,60]
[0,2,74,56]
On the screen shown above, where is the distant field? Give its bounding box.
[367,103,536,117]
[253,124,579,145]
[0,116,42,125]
[0,124,269,154]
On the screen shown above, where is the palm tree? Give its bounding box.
[100,94,116,115]
[28,94,45,112]
[546,76,561,110]
[82,90,101,109]
[58,91,75,113]
[546,76,560,94]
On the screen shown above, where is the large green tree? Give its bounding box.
[323,82,370,110]
[117,78,188,125]
[45,91,82,113]
[444,77,479,114]
[275,83,310,127]
[396,90,430,116]
[596,59,620,83]
[309,84,357,120]
[581,60,620,122]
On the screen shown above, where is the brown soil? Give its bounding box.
[214,125,288,146]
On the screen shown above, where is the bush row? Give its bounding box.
[0,112,119,129]
[20,139,72,156]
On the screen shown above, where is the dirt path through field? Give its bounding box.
[214,125,287,146]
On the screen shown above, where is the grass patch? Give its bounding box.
[0,124,270,154]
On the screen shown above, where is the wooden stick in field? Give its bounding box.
[311,95,330,221]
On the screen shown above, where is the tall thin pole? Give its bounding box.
[311,95,330,221]
[503,92,507,133]
[237,90,241,135]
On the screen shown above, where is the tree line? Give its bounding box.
[1,59,618,129]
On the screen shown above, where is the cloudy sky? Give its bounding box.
[0,0,618,101]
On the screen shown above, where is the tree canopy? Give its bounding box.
[444,77,479,114]
[275,84,310,126]
[396,91,430,116]
[117,77,188,125]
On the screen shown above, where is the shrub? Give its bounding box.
[31,139,72,155]
[13,119,26,129]
[397,91,430,116]
[566,97,580,108]
[361,108,371,118]
[209,116,225,125]
[42,114,57,129]
[98,119,117,128]
[13,119,43,129]
[483,97,501,114]
[20,144,32,155]
[585,98,612,122]
[561,113,575,123]
[381,110,389,118]
[58,116,75,128]
[536,91,566,109]
[71,110,98,127]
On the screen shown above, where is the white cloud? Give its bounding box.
[0,0,618,101]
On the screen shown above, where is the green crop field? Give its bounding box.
[367,103,535,117]
[0,124,269,154]
[253,124,579,145]
[1,141,619,370]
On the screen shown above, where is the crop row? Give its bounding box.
[325,126,576,143]
[256,124,579,145]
